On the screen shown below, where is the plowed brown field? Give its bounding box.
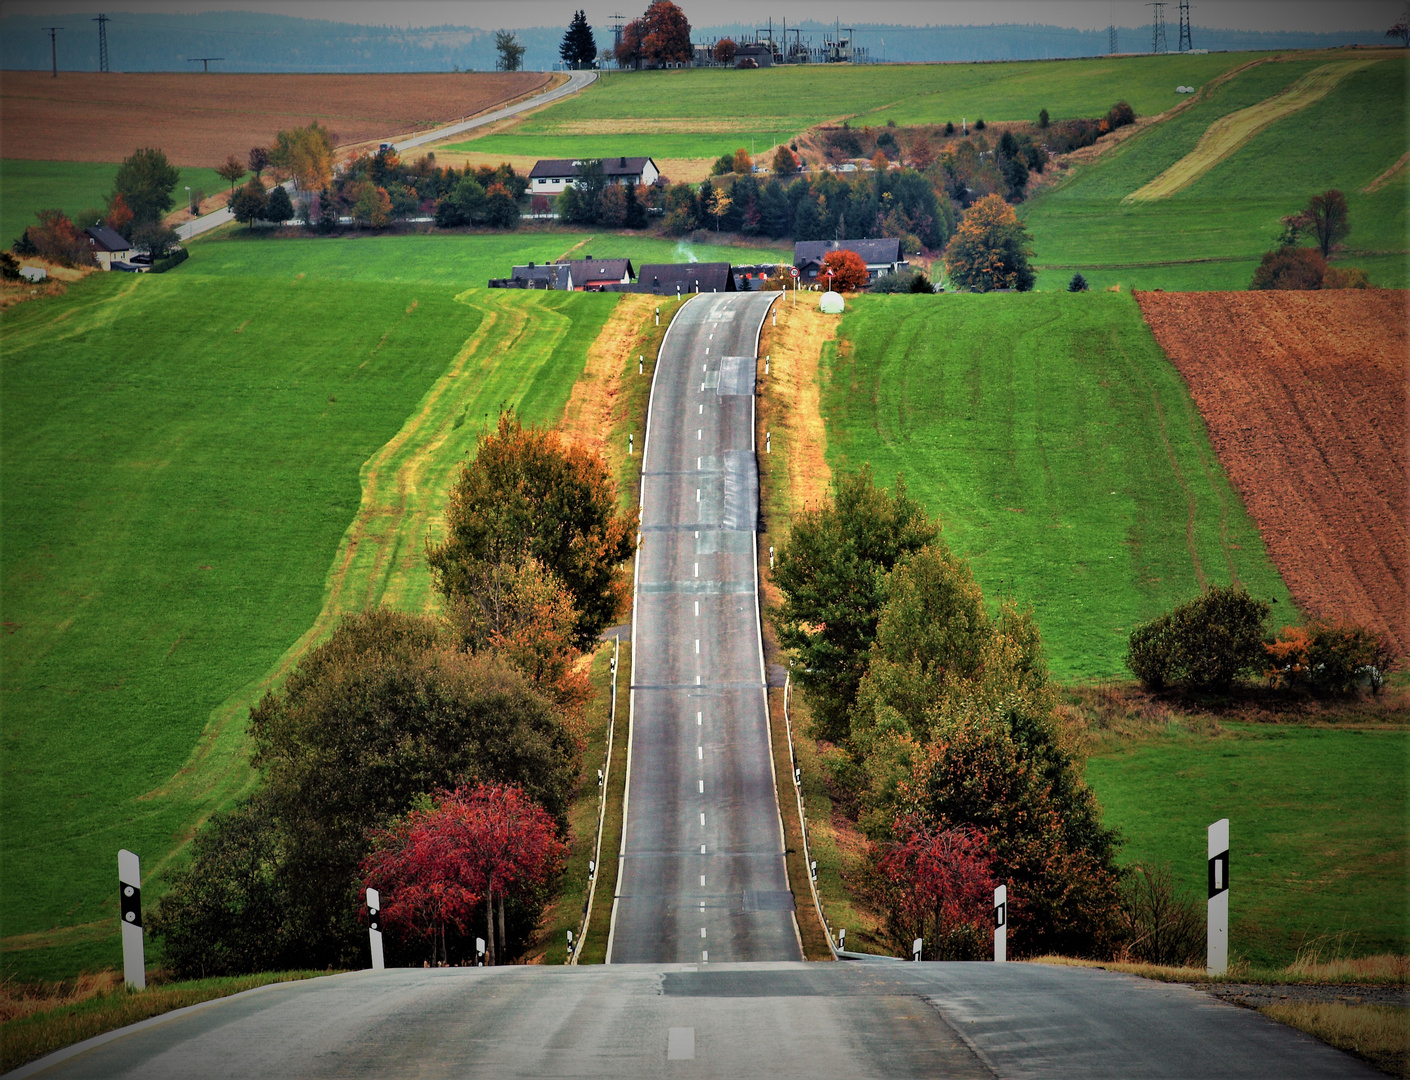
[0,70,553,165]
[1136,290,1408,657]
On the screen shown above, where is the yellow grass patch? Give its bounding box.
[414,149,541,175]
[1287,953,1410,983]
[656,158,716,184]
[540,118,776,136]
[1124,59,1378,203]
[757,295,837,523]
[1261,1003,1409,1077]
[560,294,659,455]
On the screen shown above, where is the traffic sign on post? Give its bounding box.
[993,884,1007,962]
[118,849,145,990]
[1208,818,1229,974]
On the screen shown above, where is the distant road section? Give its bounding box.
[606,290,801,965]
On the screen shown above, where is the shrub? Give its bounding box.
[151,247,189,274]
[944,121,955,135]
[867,269,931,294]
[1251,247,1325,290]
[1126,585,1272,691]
[1039,108,1050,128]
[974,118,986,130]
[1068,272,1089,292]
[0,251,19,281]
[909,271,935,294]
[1323,265,1370,289]
[1117,863,1204,966]
[1107,101,1137,129]
[1266,621,1397,695]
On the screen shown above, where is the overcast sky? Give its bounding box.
[0,0,1398,31]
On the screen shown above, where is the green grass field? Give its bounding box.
[456,53,1263,163]
[1022,55,1408,290]
[0,250,626,980]
[0,160,229,247]
[1086,723,1409,967]
[820,291,1293,681]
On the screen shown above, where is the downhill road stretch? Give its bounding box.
[608,291,800,965]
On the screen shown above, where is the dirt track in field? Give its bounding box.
[0,71,552,165]
[1136,290,1408,657]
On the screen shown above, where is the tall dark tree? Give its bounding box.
[112,147,180,225]
[1306,189,1350,258]
[560,10,597,68]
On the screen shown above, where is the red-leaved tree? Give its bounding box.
[361,783,566,966]
[819,248,870,292]
[870,816,997,960]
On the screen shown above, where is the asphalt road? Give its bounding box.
[18,962,1378,1079]
[607,291,801,965]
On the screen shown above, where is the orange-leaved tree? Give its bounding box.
[819,248,870,291]
[640,0,691,66]
[943,193,1035,292]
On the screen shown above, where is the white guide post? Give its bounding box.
[1208,818,1229,975]
[912,936,923,962]
[993,884,1007,963]
[367,887,385,969]
[118,849,145,990]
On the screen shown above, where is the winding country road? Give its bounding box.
[607,291,798,965]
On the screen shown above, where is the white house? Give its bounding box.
[529,157,660,194]
[83,225,132,271]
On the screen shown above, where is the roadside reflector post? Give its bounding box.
[628,433,634,455]
[912,937,923,962]
[765,431,771,454]
[639,354,644,374]
[118,849,145,990]
[765,354,770,375]
[1208,818,1229,975]
[597,767,604,787]
[810,860,817,880]
[655,307,660,325]
[793,766,799,786]
[993,884,1007,963]
[477,937,486,966]
[838,928,846,950]
[367,886,385,969]
[588,859,595,878]
[770,545,775,569]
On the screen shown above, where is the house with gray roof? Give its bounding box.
[611,263,736,295]
[84,225,132,271]
[529,157,660,196]
[793,238,908,282]
[488,262,574,290]
[561,256,634,291]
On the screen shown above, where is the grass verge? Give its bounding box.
[0,970,328,1074]
[1261,1002,1408,1077]
[578,641,631,964]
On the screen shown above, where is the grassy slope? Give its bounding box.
[458,53,1260,162]
[0,240,621,980]
[1022,56,1408,290]
[821,292,1293,681]
[0,160,229,245]
[1085,723,1408,967]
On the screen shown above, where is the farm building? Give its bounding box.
[611,263,736,295]
[488,262,575,290]
[794,238,908,282]
[529,157,660,195]
[83,225,132,271]
[561,257,634,290]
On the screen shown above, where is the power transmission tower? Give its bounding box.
[94,13,110,72]
[1147,2,1168,53]
[1109,22,1119,53]
[43,26,63,77]
[1178,0,1193,51]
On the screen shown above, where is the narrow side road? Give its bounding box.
[607,291,800,964]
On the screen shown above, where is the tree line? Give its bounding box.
[152,414,637,974]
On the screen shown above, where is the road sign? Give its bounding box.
[789,266,799,278]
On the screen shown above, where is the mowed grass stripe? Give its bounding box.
[1125,58,1379,203]
[821,293,1293,680]
[0,268,613,980]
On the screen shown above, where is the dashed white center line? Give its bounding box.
[697,710,702,725]
[697,428,702,440]
[701,927,707,938]
[697,745,703,759]
[694,601,699,617]
[699,780,704,792]
[699,404,703,414]
[700,875,706,886]
[695,639,700,654]
[698,456,701,469]
[700,812,706,826]
[696,487,701,502]
[694,562,699,577]
[700,844,706,853]
[702,950,708,962]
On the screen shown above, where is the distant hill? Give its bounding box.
[0,10,1392,73]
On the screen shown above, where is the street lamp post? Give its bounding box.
[186,186,193,215]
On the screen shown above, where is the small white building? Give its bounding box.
[83,225,132,270]
[19,265,47,282]
[529,157,660,195]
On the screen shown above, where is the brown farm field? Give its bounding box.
[1136,290,1408,658]
[0,70,554,164]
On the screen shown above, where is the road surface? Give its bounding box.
[607,291,800,965]
[177,70,597,241]
[16,962,1378,1078]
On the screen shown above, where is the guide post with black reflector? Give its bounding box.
[118,849,145,990]
[367,887,385,969]
[1208,818,1229,975]
[993,884,1007,963]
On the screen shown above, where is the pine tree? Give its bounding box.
[560,10,597,68]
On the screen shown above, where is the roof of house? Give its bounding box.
[560,257,634,283]
[84,225,130,252]
[793,238,904,268]
[628,263,736,294]
[530,157,656,180]
[511,263,573,289]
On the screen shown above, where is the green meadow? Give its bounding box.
[1022,55,1408,290]
[0,240,637,980]
[457,52,1260,163]
[1086,723,1409,968]
[820,291,1293,681]
[0,160,229,247]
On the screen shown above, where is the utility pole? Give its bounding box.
[1178,0,1194,51]
[1147,2,1168,53]
[43,26,62,77]
[187,57,223,72]
[94,13,110,72]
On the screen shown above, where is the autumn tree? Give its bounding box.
[707,186,732,231]
[615,18,644,67]
[113,146,180,226]
[560,10,598,68]
[639,0,692,66]
[714,37,737,65]
[819,248,870,291]
[351,181,392,228]
[270,122,335,191]
[1306,189,1349,258]
[104,192,134,236]
[944,193,1035,292]
[22,210,93,266]
[216,153,247,194]
[771,467,937,743]
[428,413,637,649]
[771,145,799,174]
[1250,246,1326,290]
[869,819,996,960]
[248,145,270,178]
